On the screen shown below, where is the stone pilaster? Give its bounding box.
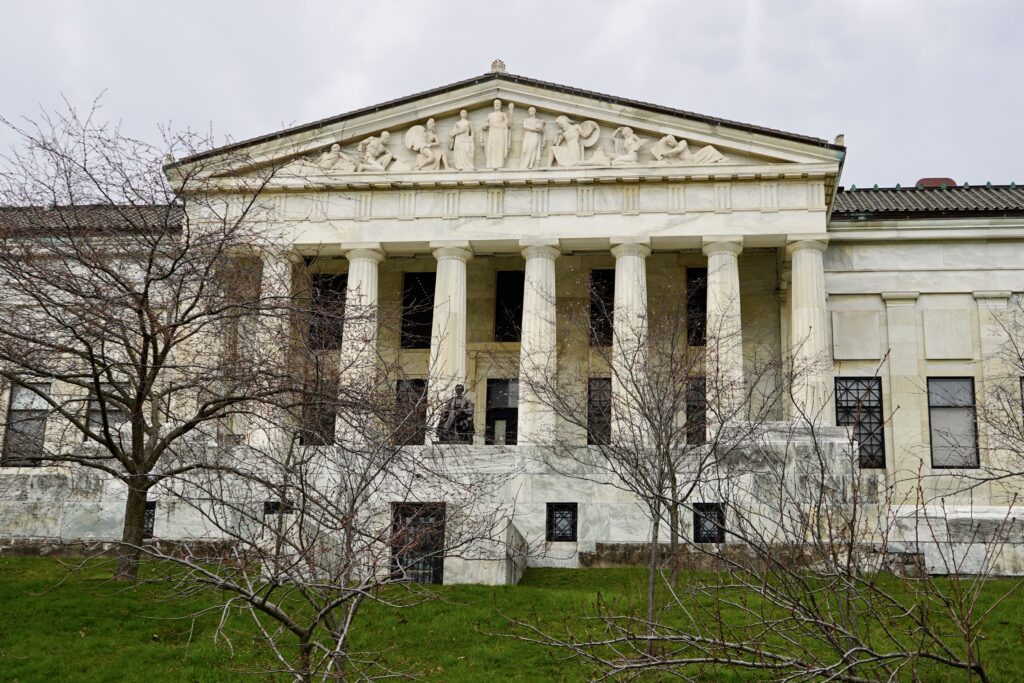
[517,243,559,446]
[787,239,831,423]
[703,239,744,419]
[428,244,472,418]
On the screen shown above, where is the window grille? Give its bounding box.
[142,501,157,539]
[835,377,886,468]
[263,500,295,515]
[927,377,979,468]
[2,383,51,466]
[686,377,707,445]
[546,502,578,542]
[587,378,611,445]
[693,503,725,543]
[391,503,446,584]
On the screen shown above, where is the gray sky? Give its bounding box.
[2,0,1020,187]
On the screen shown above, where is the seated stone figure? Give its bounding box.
[436,384,474,444]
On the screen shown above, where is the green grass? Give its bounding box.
[1,557,1023,681]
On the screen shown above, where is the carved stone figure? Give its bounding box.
[355,131,394,172]
[650,135,726,165]
[405,119,449,171]
[519,107,544,169]
[317,143,356,172]
[437,384,474,443]
[544,116,601,168]
[610,127,648,165]
[449,110,476,171]
[481,99,512,170]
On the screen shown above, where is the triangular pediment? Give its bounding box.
[169,72,844,185]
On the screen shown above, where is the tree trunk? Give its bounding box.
[668,500,680,589]
[114,478,149,581]
[646,501,661,655]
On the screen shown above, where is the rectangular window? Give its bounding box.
[587,378,611,445]
[2,383,51,466]
[686,267,707,346]
[494,270,525,342]
[263,500,296,515]
[86,384,129,437]
[693,503,726,543]
[928,377,978,468]
[485,379,518,445]
[835,377,886,468]
[394,379,428,446]
[308,273,347,350]
[299,373,338,446]
[589,269,614,347]
[546,502,578,542]
[142,501,157,539]
[391,502,446,584]
[401,272,436,350]
[686,377,707,445]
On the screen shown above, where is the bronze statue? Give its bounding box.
[437,384,474,443]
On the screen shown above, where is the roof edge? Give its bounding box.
[169,71,843,170]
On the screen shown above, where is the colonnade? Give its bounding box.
[260,236,833,444]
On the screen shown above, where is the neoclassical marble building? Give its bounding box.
[3,64,1023,582]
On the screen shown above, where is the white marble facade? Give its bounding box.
[2,70,1023,582]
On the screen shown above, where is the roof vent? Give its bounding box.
[915,177,957,188]
[490,59,506,73]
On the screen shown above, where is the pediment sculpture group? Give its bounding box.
[308,99,726,174]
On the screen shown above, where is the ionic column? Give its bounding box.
[428,244,472,419]
[339,246,385,386]
[787,239,831,423]
[703,240,744,420]
[517,243,559,446]
[610,242,650,440]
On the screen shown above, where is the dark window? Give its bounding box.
[391,503,445,584]
[693,503,726,543]
[686,377,707,445]
[299,373,338,446]
[587,378,612,445]
[835,377,886,468]
[546,502,578,542]
[485,379,518,445]
[142,501,157,539]
[86,384,129,438]
[494,270,525,342]
[928,378,979,468]
[686,267,707,346]
[264,500,296,515]
[308,273,347,350]
[401,272,436,349]
[2,383,50,466]
[589,269,614,347]
[1020,377,1024,428]
[395,379,428,446]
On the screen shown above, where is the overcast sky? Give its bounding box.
[1,0,1020,187]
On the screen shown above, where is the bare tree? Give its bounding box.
[144,291,516,681]
[0,101,294,579]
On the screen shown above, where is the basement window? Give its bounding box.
[693,503,726,543]
[546,502,578,542]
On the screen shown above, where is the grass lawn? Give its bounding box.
[1,557,1023,681]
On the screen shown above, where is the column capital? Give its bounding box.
[431,245,473,263]
[521,244,560,261]
[702,239,743,258]
[785,239,828,256]
[611,242,651,259]
[344,246,386,264]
